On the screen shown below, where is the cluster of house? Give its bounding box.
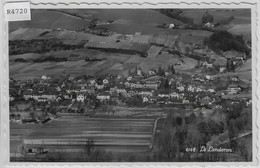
[9,68,251,109]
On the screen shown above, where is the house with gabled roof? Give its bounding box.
[182,99,190,104]
[137,67,143,76]
[201,61,213,68]
[157,90,170,98]
[196,85,204,92]
[44,93,57,101]
[76,93,85,102]
[207,88,216,93]
[230,76,240,82]
[138,89,153,97]
[176,59,184,65]
[96,92,111,101]
[59,91,71,100]
[187,84,196,92]
[148,69,157,76]
[95,83,104,90]
[142,96,149,103]
[228,84,241,94]
[23,89,33,100]
[117,85,127,94]
[170,92,179,99]
[103,79,109,85]
[38,97,48,102]
[144,81,158,90]
[176,85,185,92]
[219,65,226,73]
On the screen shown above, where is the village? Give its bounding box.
[9,59,251,123]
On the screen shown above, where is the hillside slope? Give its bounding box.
[10,9,185,35]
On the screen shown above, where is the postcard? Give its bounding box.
[0,0,259,167]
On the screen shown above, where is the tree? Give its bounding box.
[157,67,163,76]
[85,138,95,159]
[175,128,188,152]
[17,114,21,119]
[164,78,170,90]
[230,60,235,72]
[50,106,58,115]
[128,69,132,76]
[159,128,178,159]
[171,65,175,74]
[10,114,15,119]
[226,103,243,121]
[226,59,231,71]
[185,113,196,125]
[197,120,224,144]
[201,11,214,24]
[167,65,171,71]
[134,67,138,75]
[29,112,35,119]
[204,31,250,55]
[89,19,98,29]
[80,108,85,113]
[185,47,191,54]
[176,116,183,126]
[159,67,165,76]
[195,60,201,68]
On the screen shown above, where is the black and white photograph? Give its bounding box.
[6,6,254,163]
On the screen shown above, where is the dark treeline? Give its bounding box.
[9,39,84,55]
[158,9,194,25]
[14,56,68,63]
[33,56,68,63]
[204,31,250,57]
[86,46,148,57]
[85,57,105,62]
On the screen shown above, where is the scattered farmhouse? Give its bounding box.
[228,84,241,94]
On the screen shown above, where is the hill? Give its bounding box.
[8,9,250,81]
[10,9,185,35]
[9,10,90,33]
[179,9,251,40]
[179,9,250,25]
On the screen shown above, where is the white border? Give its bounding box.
[1,0,259,168]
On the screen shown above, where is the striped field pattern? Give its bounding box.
[21,116,156,153]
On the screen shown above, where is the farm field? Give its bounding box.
[139,53,197,73]
[179,8,251,40]
[9,10,90,33]
[95,105,168,118]
[53,9,185,35]
[228,24,251,41]
[9,47,198,80]
[10,123,41,156]
[210,59,252,82]
[9,9,214,37]
[179,9,250,25]
[10,116,156,158]
[211,71,252,83]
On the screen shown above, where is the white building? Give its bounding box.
[77,94,85,102]
[169,23,175,29]
[228,84,240,94]
[177,85,185,92]
[96,94,110,101]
